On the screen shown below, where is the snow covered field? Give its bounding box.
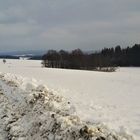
[0,59,140,140]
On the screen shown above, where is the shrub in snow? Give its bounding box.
[95,67,117,72]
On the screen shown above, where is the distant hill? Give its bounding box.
[0,50,46,56]
[0,50,46,60]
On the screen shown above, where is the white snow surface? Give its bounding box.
[0,59,140,140]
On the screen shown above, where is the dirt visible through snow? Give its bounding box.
[0,72,133,140]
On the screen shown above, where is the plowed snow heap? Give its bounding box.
[0,73,133,140]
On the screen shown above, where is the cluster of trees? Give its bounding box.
[42,44,140,71]
[101,44,140,66]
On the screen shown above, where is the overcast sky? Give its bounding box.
[0,0,140,52]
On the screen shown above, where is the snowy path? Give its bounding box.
[0,73,133,140]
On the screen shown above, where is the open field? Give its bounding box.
[0,59,140,139]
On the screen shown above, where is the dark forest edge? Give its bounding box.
[42,44,140,72]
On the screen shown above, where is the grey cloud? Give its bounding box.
[0,0,140,51]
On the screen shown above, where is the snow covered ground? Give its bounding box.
[0,59,140,140]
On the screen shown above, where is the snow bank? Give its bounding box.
[0,72,133,140]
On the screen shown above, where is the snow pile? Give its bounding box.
[0,73,133,140]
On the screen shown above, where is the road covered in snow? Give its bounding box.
[0,59,140,139]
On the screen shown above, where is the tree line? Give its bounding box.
[42,44,140,71]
